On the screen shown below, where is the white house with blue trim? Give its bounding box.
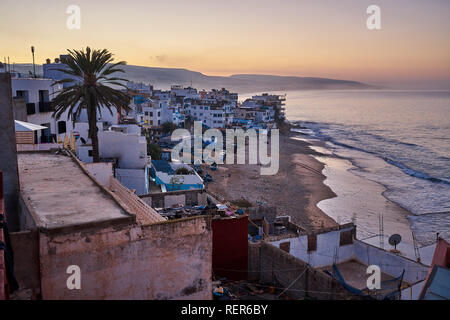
[150,160,204,192]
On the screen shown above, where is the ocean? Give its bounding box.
[243,90,450,248]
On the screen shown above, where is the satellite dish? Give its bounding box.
[389,234,402,251]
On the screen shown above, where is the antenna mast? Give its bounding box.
[31,46,36,77]
[379,213,384,249]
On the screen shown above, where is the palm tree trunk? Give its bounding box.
[88,102,100,163]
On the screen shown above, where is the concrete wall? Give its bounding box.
[140,189,207,208]
[17,193,37,230]
[10,230,40,298]
[270,226,429,284]
[353,241,429,284]
[0,73,20,230]
[255,242,358,300]
[248,241,261,281]
[116,167,148,195]
[84,162,113,187]
[271,226,355,268]
[38,217,212,299]
[98,130,147,169]
[13,97,27,122]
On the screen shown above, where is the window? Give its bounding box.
[158,112,160,117]
[145,112,149,116]
[307,234,317,252]
[88,150,93,157]
[57,121,66,134]
[340,230,354,246]
[280,242,290,253]
[26,103,35,115]
[150,112,153,117]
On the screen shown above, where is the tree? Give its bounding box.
[161,121,178,134]
[52,47,131,162]
[147,143,162,160]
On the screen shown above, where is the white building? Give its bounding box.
[11,76,68,143]
[76,124,150,195]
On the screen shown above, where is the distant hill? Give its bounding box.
[10,63,372,93]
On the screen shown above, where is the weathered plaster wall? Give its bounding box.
[271,226,355,267]
[83,162,113,187]
[353,241,429,284]
[38,217,212,300]
[10,230,40,297]
[13,97,27,122]
[140,189,207,208]
[256,241,358,300]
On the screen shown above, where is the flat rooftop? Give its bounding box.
[18,152,130,230]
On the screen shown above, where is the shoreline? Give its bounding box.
[207,129,419,246]
[207,131,338,231]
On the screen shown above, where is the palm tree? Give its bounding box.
[52,47,131,162]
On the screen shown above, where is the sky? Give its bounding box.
[1,0,449,89]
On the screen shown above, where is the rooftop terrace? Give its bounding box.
[18,152,131,230]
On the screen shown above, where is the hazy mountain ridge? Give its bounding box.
[10,63,372,93]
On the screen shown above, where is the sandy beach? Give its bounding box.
[206,130,417,249]
[206,132,338,231]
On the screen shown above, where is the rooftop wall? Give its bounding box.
[254,241,359,300]
[38,216,212,299]
[270,226,355,268]
[270,225,429,284]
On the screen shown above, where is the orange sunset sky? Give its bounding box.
[1,0,449,88]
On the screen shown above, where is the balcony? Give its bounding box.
[38,101,53,113]
[26,103,36,115]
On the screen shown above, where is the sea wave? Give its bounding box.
[301,121,450,186]
[383,157,450,186]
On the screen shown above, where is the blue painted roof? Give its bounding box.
[422,266,450,300]
[151,160,174,174]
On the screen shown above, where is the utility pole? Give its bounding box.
[31,46,36,77]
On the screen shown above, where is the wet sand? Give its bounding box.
[207,130,417,248]
[314,153,414,245]
[206,133,338,231]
